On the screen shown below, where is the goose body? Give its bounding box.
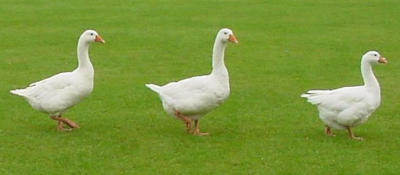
[301,51,387,140]
[146,73,230,120]
[146,28,238,135]
[11,69,93,115]
[10,30,105,131]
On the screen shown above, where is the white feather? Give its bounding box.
[146,28,237,120]
[10,30,103,117]
[301,51,385,130]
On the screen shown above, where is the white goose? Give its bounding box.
[146,28,238,135]
[10,30,105,131]
[301,51,387,140]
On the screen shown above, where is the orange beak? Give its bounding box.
[378,56,387,64]
[95,35,106,43]
[228,34,239,44]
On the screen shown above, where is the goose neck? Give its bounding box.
[211,40,228,76]
[76,39,93,74]
[361,59,379,92]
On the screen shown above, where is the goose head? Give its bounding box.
[79,30,105,44]
[217,28,238,44]
[363,51,387,64]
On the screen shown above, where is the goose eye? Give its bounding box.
[374,54,377,56]
[90,33,94,36]
[224,32,228,35]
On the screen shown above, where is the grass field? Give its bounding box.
[1,0,400,174]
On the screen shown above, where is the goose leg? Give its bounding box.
[50,116,79,131]
[193,120,208,136]
[175,111,192,133]
[56,120,66,131]
[325,126,335,136]
[346,127,363,141]
[60,117,80,129]
[51,116,71,131]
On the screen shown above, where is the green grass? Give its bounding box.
[1,0,400,174]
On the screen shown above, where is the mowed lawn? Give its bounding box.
[1,0,400,174]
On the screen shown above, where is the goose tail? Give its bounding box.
[145,84,162,94]
[301,90,331,105]
[10,89,27,97]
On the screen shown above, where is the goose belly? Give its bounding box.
[161,89,229,120]
[317,104,376,130]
